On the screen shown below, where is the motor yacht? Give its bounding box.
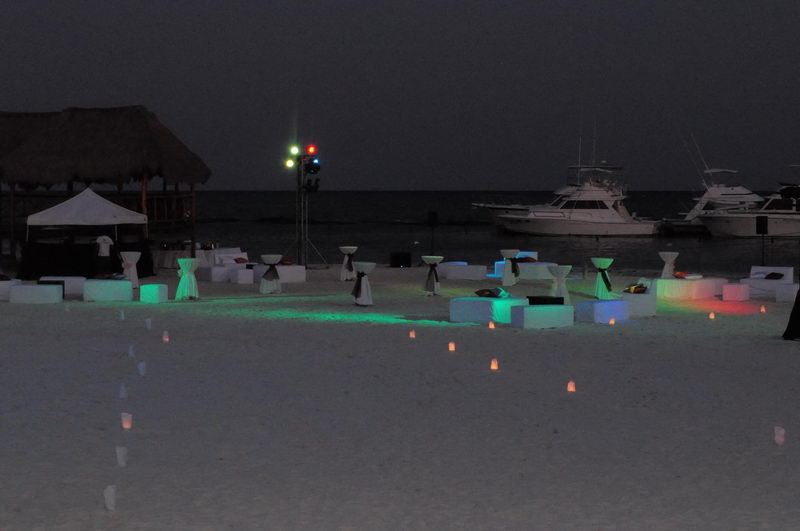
[497,164,660,236]
[699,183,800,238]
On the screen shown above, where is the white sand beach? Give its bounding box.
[2,266,799,530]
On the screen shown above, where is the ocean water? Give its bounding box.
[192,191,800,276]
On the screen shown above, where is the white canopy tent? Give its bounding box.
[26,188,147,239]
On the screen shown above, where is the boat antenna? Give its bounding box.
[690,133,712,187]
[592,116,598,165]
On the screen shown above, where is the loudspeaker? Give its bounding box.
[756,215,769,235]
[527,296,564,305]
[389,252,411,268]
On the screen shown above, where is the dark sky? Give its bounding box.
[3,1,799,191]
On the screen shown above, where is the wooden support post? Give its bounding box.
[190,183,197,258]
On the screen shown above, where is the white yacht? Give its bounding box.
[471,202,535,225]
[699,183,800,238]
[662,169,764,234]
[497,164,660,236]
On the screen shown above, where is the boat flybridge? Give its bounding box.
[497,164,660,236]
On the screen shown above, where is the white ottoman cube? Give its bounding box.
[776,283,800,303]
[706,277,729,296]
[276,265,306,283]
[0,279,22,301]
[198,266,229,282]
[230,268,254,284]
[449,297,529,324]
[140,284,168,303]
[10,284,63,304]
[511,304,574,329]
[83,280,133,302]
[621,291,657,317]
[722,283,749,302]
[443,264,487,280]
[575,299,629,323]
[39,276,86,297]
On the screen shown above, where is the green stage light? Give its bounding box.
[289,145,300,155]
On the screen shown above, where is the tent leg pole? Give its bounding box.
[140,177,149,239]
[190,184,196,258]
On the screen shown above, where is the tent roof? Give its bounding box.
[0,106,210,186]
[27,188,148,226]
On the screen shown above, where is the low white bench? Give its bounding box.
[0,279,22,301]
[83,280,133,302]
[722,283,749,301]
[10,284,63,304]
[276,265,306,283]
[39,276,86,297]
[511,304,574,329]
[776,283,800,303]
[575,299,629,323]
[741,266,794,298]
[449,297,529,324]
[140,284,169,303]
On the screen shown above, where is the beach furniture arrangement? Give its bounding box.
[776,283,800,302]
[119,251,141,288]
[575,299,629,324]
[9,284,63,303]
[174,258,199,301]
[658,251,679,278]
[722,283,750,301]
[83,279,134,302]
[421,255,443,295]
[0,278,22,301]
[39,276,86,297]
[590,257,615,300]
[449,296,529,324]
[140,284,168,303]
[511,303,574,329]
[259,254,282,294]
[500,249,520,286]
[339,246,357,281]
[620,278,657,317]
[352,261,375,306]
[740,266,794,298]
[547,264,572,305]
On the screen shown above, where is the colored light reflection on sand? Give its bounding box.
[658,298,764,316]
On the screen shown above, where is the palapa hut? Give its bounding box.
[0,105,211,257]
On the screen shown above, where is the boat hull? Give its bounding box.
[500,215,659,236]
[700,214,800,238]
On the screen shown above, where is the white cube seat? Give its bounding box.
[449,297,529,324]
[776,283,800,303]
[620,290,657,317]
[0,279,23,301]
[140,284,169,303]
[442,263,487,280]
[276,265,306,283]
[722,283,750,301]
[198,266,229,282]
[83,280,133,302]
[230,269,254,284]
[511,304,574,329]
[10,284,63,304]
[705,277,729,296]
[575,299,629,323]
[39,276,86,297]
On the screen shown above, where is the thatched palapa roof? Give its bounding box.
[0,106,210,186]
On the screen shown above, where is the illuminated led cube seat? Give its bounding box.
[575,299,629,324]
[39,276,86,297]
[511,304,574,329]
[140,284,168,303]
[83,279,133,302]
[776,283,800,302]
[10,284,63,304]
[654,278,716,300]
[722,283,749,301]
[449,297,529,324]
[0,279,22,301]
[198,266,229,282]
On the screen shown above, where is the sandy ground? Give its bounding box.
[2,265,799,530]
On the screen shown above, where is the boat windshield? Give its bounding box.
[560,200,609,209]
[764,198,794,210]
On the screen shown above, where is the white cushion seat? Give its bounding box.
[230,269,254,284]
[140,284,169,303]
[776,283,800,302]
[83,280,133,302]
[39,276,86,297]
[449,297,529,324]
[10,284,63,304]
[575,299,629,323]
[511,304,574,329]
[620,280,657,317]
[741,266,794,298]
[0,279,23,301]
[722,283,750,301]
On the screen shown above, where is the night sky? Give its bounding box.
[3,1,799,191]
